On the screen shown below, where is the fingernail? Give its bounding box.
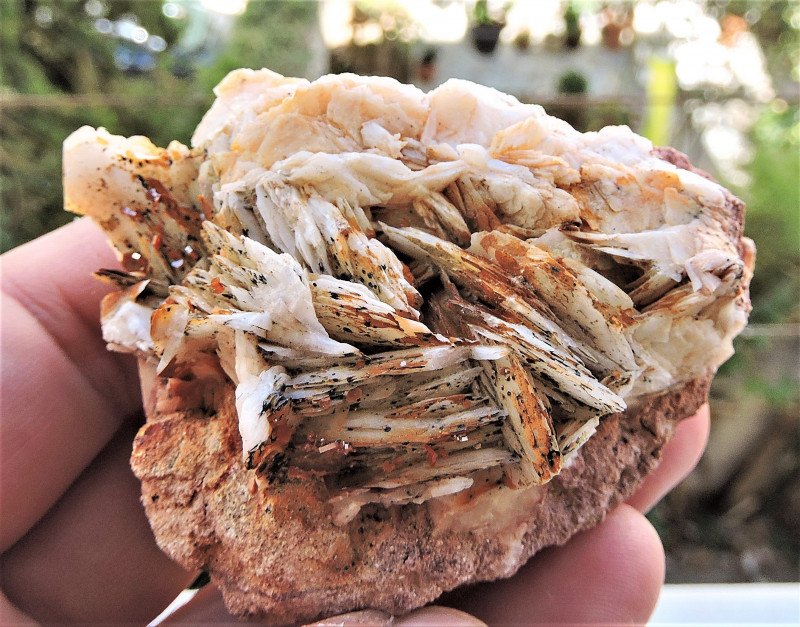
[395,606,487,626]
[305,609,393,626]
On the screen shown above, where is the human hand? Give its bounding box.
[0,218,709,625]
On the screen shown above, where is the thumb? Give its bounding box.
[308,606,485,626]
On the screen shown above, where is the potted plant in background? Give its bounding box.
[513,28,531,52]
[563,2,582,49]
[601,5,633,49]
[554,69,588,130]
[470,0,507,54]
[418,47,438,83]
[557,69,588,95]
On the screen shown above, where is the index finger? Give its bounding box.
[1,217,142,550]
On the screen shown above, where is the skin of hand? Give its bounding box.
[0,218,710,626]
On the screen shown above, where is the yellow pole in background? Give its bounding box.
[642,55,678,147]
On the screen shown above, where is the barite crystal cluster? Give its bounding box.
[64,69,753,621]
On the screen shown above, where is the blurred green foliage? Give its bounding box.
[1,0,316,252]
[733,105,800,324]
[191,0,317,96]
[725,0,800,85]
